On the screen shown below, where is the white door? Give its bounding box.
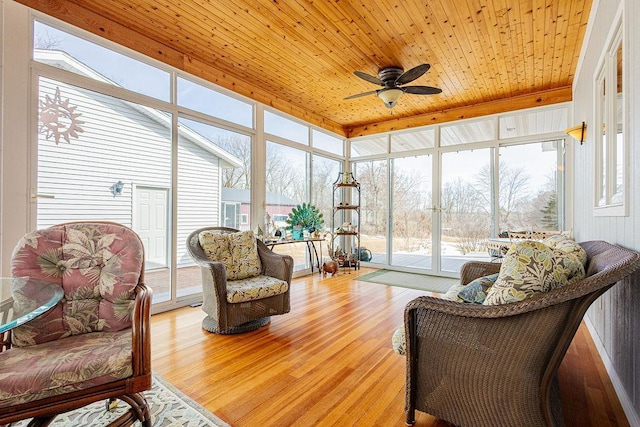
[135,187,169,269]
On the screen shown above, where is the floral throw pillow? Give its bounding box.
[226,230,262,279]
[542,234,587,267]
[198,230,261,280]
[483,240,585,306]
[458,273,499,304]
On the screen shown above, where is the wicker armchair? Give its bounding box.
[186,226,293,334]
[404,240,640,427]
[0,222,152,426]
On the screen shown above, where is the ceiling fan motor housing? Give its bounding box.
[378,67,404,87]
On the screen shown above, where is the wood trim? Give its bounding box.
[346,86,573,138]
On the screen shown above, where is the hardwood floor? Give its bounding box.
[150,267,629,427]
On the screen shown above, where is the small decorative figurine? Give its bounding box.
[322,260,339,277]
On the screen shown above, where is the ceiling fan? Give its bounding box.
[344,64,442,108]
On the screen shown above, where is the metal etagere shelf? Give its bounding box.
[331,172,361,272]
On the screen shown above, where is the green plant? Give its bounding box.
[286,203,324,230]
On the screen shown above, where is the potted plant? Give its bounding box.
[286,203,324,240]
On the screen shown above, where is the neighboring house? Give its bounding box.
[35,49,242,270]
[221,187,298,230]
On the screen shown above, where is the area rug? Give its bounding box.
[356,269,458,293]
[14,373,230,426]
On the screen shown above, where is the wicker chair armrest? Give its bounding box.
[459,261,502,285]
[405,292,565,321]
[257,241,294,284]
[200,259,229,299]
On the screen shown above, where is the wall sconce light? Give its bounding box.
[110,180,124,197]
[564,121,587,145]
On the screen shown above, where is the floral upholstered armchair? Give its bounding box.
[186,226,293,334]
[0,222,152,426]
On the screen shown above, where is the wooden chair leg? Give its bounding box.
[112,393,151,427]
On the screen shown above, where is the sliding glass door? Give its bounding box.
[440,148,492,273]
[390,155,433,270]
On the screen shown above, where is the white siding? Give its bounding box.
[177,140,221,267]
[36,76,222,269]
[37,77,172,227]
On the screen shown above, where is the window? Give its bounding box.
[265,110,309,145]
[32,19,256,307]
[177,77,253,128]
[34,21,170,101]
[594,23,626,216]
[498,141,564,231]
[312,129,343,155]
[391,155,432,269]
[265,141,309,271]
[353,160,388,264]
[312,155,341,231]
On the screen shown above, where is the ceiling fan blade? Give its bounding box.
[403,85,442,95]
[395,64,431,85]
[344,90,379,100]
[354,71,383,86]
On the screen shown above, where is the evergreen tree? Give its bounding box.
[540,192,558,229]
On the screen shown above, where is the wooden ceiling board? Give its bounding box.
[16,0,591,138]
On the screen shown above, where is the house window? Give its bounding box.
[241,214,249,224]
[594,23,626,216]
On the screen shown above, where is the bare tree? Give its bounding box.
[216,135,251,189]
[34,30,61,50]
[356,161,388,235]
[474,161,530,224]
[392,168,432,250]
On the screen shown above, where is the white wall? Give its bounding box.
[572,0,640,422]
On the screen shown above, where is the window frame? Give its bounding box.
[593,16,627,217]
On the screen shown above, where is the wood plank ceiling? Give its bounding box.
[17,0,592,138]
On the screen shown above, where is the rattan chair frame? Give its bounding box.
[404,240,640,427]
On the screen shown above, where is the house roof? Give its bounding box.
[35,49,243,169]
[20,0,592,138]
[222,188,298,206]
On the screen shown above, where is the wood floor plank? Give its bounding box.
[151,267,629,426]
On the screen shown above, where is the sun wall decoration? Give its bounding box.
[39,87,85,145]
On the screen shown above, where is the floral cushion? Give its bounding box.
[0,330,132,408]
[484,241,585,305]
[392,325,406,356]
[10,223,143,347]
[542,235,587,266]
[199,230,262,280]
[458,273,499,304]
[226,275,289,303]
[443,283,466,302]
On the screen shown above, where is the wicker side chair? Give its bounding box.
[0,221,152,426]
[186,226,293,334]
[404,240,640,427]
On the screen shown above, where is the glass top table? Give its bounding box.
[0,277,63,334]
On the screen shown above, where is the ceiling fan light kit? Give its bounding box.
[345,63,442,109]
[378,88,404,108]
